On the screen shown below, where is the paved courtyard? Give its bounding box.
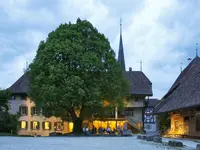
[0,136,198,150]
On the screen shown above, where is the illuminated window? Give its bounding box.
[20,121,27,129]
[31,121,40,130]
[54,122,63,131]
[69,122,73,132]
[43,122,51,130]
[20,106,28,115]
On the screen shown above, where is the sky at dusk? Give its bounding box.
[1,0,200,99]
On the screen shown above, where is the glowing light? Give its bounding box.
[21,121,26,129]
[44,122,50,130]
[33,121,38,130]
[69,122,73,132]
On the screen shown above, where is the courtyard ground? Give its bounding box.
[0,136,199,150]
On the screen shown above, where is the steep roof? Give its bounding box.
[147,98,159,107]
[9,74,29,94]
[9,71,153,96]
[154,56,200,114]
[125,71,153,96]
[118,29,125,71]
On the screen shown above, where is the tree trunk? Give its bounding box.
[70,107,83,134]
[72,117,83,134]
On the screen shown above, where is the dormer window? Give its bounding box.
[11,96,15,100]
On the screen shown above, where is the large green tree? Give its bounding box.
[0,89,18,134]
[28,18,129,134]
[0,89,10,112]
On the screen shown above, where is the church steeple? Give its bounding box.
[118,18,126,71]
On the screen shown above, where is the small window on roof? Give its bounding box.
[12,96,15,100]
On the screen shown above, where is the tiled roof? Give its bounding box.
[154,56,200,114]
[9,70,153,96]
[9,74,29,94]
[124,71,153,96]
[147,98,159,107]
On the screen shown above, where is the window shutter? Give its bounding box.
[19,106,22,115]
[25,107,28,116]
[54,122,57,130]
[42,122,45,130]
[37,122,40,130]
[60,122,64,130]
[49,122,52,130]
[31,121,33,130]
[19,121,21,129]
[26,121,28,130]
[37,108,40,115]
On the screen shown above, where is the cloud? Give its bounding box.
[111,0,200,98]
[0,29,46,88]
[1,0,200,99]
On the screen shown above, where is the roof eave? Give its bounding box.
[154,104,200,115]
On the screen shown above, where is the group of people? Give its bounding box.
[83,124,126,135]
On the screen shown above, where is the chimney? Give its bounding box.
[129,67,132,71]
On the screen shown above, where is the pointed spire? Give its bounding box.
[196,43,198,57]
[118,18,126,71]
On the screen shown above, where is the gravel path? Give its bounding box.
[0,136,198,150]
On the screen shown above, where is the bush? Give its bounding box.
[0,112,19,134]
[157,113,170,134]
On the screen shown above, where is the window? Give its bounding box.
[184,116,189,121]
[54,122,63,131]
[196,116,200,131]
[196,107,200,112]
[125,108,134,116]
[21,95,27,100]
[20,121,28,129]
[20,106,28,115]
[11,96,15,100]
[43,122,51,130]
[31,121,40,130]
[31,107,39,115]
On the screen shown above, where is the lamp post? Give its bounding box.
[115,106,118,131]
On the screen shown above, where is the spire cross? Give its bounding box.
[120,18,122,35]
[196,43,198,57]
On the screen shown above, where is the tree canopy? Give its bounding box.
[0,89,11,111]
[28,18,130,133]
